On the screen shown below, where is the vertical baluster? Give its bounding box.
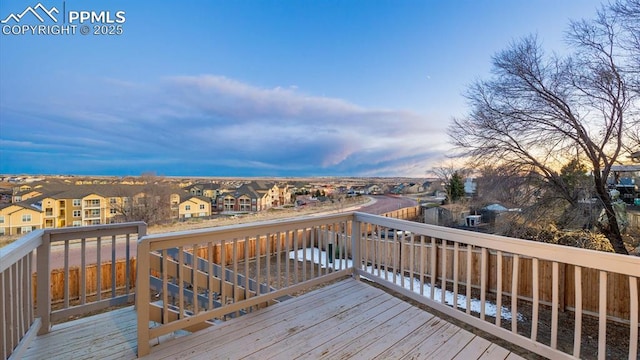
[208,242,213,311]
[284,231,290,287]
[111,235,117,298]
[265,234,270,292]
[80,238,86,305]
[178,246,185,318]
[371,225,382,277]
[220,240,226,308]
[309,229,314,279]
[244,236,250,302]
[17,258,23,337]
[323,226,329,276]
[628,276,638,360]
[302,230,307,280]
[419,235,425,296]
[573,266,582,358]
[96,236,102,301]
[531,258,539,341]
[392,229,397,285]
[64,240,69,308]
[551,261,559,349]
[453,242,459,310]
[162,248,168,324]
[276,232,281,288]
[511,254,519,334]
[431,237,437,300]
[409,233,415,292]
[125,233,130,296]
[480,247,488,320]
[466,245,472,315]
[193,243,199,315]
[441,240,447,305]
[233,239,239,316]
[495,251,503,326]
[255,234,261,297]
[597,271,607,360]
[293,230,299,282]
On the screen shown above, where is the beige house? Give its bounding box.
[0,203,43,235]
[178,196,211,220]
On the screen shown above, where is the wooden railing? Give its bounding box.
[137,212,639,359]
[0,222,147,359]
[354,213,639,360]
[135,213,354,356]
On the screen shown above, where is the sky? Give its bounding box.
[0,0,605,178]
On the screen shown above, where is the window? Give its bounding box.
[110,208,117,214]
[73,210,81,217]
[0,216,4,224]
[21,226,33,234]
[185,205,191,211]
[85,199,100,207]
[0,228,4,235]
[72,221,82,227]
[22,214,32,222]
[73,199,81,207]
[198,212,206,217]
[199,204,205,210]
[110,198,117,204]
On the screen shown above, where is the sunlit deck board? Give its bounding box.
[22,278,526,360]
[146,279,526,360]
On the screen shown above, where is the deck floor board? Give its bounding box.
[23,278,525,360]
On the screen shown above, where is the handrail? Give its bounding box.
[0,229,43,273]
[354,212,640,276]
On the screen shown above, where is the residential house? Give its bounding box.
[0,203,43,235]
[178,196,211,220]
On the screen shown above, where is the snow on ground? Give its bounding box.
[289,247,523,321]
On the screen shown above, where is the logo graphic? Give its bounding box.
[1,2,126,36]
[1,3,59,24]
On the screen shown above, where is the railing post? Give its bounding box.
[351,216,361,280]
[136,235,150,357]
[36,231,51,335]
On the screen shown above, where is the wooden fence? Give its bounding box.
[363,238,638,322]
[32,259,137,304]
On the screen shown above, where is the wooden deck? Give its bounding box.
[23,279,526,360]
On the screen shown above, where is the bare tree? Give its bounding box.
[449,6,637,254]
[111,174,173,225]
[611,0,640,150]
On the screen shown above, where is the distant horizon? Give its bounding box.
[0,0,605,177]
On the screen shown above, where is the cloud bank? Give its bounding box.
[0,75,450,176]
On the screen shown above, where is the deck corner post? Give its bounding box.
[136,235,151,357]
[351,216,361,280]
[36,231,51,335]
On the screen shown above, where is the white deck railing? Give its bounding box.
[0,222,146,359]
[137,212,639,359]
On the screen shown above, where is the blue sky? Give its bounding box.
[0,0,604,177]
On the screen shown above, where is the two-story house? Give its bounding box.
[0,203,43,235]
